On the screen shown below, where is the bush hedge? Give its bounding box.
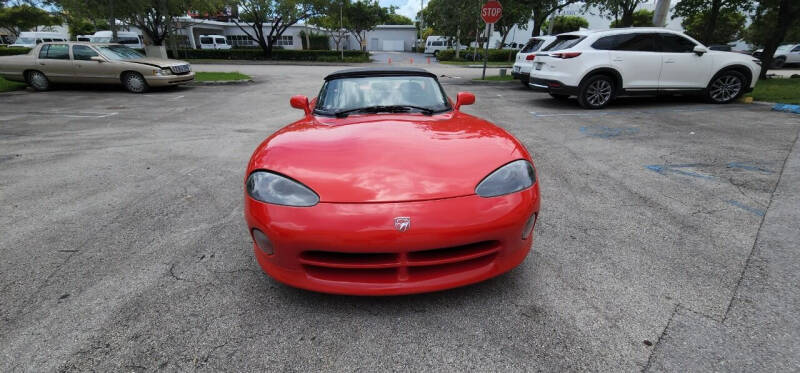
[0,47,31,56]
[434,48,516,62]
[167,48,368,62]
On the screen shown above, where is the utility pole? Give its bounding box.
[340,0,344,60]
[653,0,670,27]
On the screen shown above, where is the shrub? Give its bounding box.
[436,49,455,61]
[167,48,368,61]
[299,31,330,50]
[0,47,31,56]
[458,48,515,62]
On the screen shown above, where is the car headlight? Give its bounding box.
[475,160,536,197]
[246,171,319,207]
[154,68,172,76]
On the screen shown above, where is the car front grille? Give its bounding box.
[170,64,191,75]
[299,241,501,284]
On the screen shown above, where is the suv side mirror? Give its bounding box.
[90,56,105,63]
[454,92,475,111]
[290,95,311,115]
[693,45,708,56]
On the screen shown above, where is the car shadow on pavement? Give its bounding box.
[40,83,193,94]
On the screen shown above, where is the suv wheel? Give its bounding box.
[771,57,786,68]
[433,50,439,57]
[122,72,149,93]
[578,75,614,109]
[706,70,745,104]
[26,71,50,91]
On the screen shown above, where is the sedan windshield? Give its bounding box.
[315,76,450,116]
[96,45,144,60]
[776,44,793,51]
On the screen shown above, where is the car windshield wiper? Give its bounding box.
[334,105,434,118]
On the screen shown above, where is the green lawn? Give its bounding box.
[194,72,251,82]
[439,60,512,67]
[473,74,515,81]
[0,76,26,92]
[747,78,800,104]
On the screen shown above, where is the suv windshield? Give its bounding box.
[776,44,793,51]
[315,75,451,116]
[96,45,144,60]
[521,39,544,53]
[544,35,585,51]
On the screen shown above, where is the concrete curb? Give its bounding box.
[188,79,255,86]
[187,60,369,66]
[772,103,800,114]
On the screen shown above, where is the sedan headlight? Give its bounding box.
[246,171,319,207]
[475,160,536,197]
[154,68,172,76]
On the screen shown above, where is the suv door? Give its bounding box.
[36,44,73,82]
[789,45,800,63]
[657,33,712,89]
[596,33,662,90]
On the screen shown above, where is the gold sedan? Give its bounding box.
[0,42,195,93]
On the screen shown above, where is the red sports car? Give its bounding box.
[244,68,540,295]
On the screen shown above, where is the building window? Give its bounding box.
[226,35,254,47]
[276,35,293,46]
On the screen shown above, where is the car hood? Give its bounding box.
[248,112,531,203]
[122,58,189,68]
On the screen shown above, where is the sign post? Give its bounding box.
[480,0,502,79]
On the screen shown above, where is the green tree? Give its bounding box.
[541,15,587,34]
[672,0,751,45]
[0,4,61,38]
[342,0,383,50]
[745,0,800,77]
[420,0,478,55]
[492,0,532,47]
[383,12,412,25]
[609,9,653,27]
[681,8,745,45]
[308,0,348,52]
[584,0,646,28]
[234,0,330,57]
[526,0,582,36]
[67,17,97,39]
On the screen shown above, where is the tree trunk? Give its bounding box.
[759,0,794,79]
[701,0,721,44]
[620,8,635,27]
[305,30,311,50]
[532,14,544,37]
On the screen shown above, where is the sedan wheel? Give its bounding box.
[706,71,744,104]
[26,71,50,91]
[122,72,149,93]
[578,75,613,109]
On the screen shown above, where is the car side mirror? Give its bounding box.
[693,45,708,56]
[90,56,105,63]
[290,95,311,115]
[454,92,475,111]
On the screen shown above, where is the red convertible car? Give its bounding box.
[244,68,540,295]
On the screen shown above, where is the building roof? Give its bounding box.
[325,67,437,81]
[374,25,417,29]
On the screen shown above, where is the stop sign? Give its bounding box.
[481,0,502,24]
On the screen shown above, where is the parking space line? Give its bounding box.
[0,111,118,119]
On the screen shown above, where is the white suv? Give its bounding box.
[512,36,556,86]
[528,28,763,109]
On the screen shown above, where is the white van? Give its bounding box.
[199,35,231,50]
[90,31,145,49]
[424,36,461,56]
[10,32,69,48]
[76,35,92,42]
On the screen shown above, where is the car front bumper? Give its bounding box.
[244,188,540,295]
[145,71,195,87]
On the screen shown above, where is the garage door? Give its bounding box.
[382,40,404,51]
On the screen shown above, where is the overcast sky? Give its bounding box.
[379,0,423,20]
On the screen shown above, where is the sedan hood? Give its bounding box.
[249,113,530,203]
[123,58,188,68]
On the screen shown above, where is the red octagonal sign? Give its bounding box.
[481,0,503,24]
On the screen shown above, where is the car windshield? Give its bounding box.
[776,44,793,51]
[315,75,451,115]
[15,37,35,44]
[96,45,145,60]
[543,35,585,51]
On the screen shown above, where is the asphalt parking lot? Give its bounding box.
[1,63,799,371]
